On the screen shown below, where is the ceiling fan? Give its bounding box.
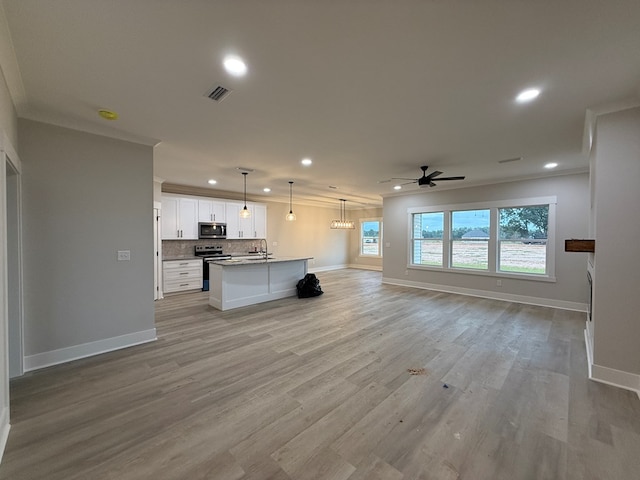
[381,165,466,188]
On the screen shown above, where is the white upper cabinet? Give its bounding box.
[225,202,254,238]
[162,194,266,240]
[253,204,267,239]
[161,195,198,239]
[198,199,226,223]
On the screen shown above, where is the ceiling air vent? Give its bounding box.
[205,85,232,102]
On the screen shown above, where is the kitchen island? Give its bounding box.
[208,257,312,311]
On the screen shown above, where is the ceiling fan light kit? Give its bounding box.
[385,165,466,188]
[330,199,355,229]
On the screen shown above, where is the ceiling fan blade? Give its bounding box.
[377,179,392,184]
[425,170,443,180]
[401,181,417,186]
[391,177,418,181]
[431,176,465,181]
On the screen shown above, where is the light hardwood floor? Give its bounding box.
[1,269,639,479]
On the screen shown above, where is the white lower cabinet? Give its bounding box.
[163,259,202,293]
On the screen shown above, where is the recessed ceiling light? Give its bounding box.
[207,179,217,185]
[223,55,247,77]
[394,185,402,190]
[263,187,271,193]
[98,109,118,120]
[544,162,558,169]
[516,88,541,103]
[301,158,312,166]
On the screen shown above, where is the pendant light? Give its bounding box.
[330,199,355,229]
[285,181,296,221]
[240,172,251,218]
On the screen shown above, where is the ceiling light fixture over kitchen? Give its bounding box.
[223,55,247,77]
[301,158,312,166]
[208,179,217,185]
[240,172,251,218]
[286,181,296,221]
[330,199,355,229]
[516,88,541,103]
[544,162,558,169]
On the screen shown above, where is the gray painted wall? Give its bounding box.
[382,173,590,304]
[591,107,640,375]
[20,119,155,356]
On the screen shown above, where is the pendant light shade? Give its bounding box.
[240,172,251,218]
[330,199,355,229]
[286,181,296,221]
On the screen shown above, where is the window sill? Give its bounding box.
[408,264,556,283]
[359,255,382,259]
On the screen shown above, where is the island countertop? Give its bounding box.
[208,257,312,310]
[208,256,313,266]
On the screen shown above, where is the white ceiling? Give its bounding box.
[2,0,639,207]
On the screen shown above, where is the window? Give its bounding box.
[451,209,490,270]
[498,205,548,274]
[411,212,444,266]
[408,197,556,280]
[361,219,382,256]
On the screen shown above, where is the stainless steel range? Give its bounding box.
[194,245,231,291]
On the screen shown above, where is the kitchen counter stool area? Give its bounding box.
[208,257,312,311]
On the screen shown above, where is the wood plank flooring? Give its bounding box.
[2,269,639,479]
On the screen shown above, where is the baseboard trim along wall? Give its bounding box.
[24,329,157,372]
[0,407,10,464]
[590,362,640,399]
[381,277,587,312]
[309,264,349,273]
[347,264,383,272]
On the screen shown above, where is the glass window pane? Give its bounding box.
[498,205,548,274]
[451,209,489,270]
[412,212,444,266]
[361,220,381,256]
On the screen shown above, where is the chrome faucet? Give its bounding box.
[260,238,268,260]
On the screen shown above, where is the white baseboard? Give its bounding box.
[381,277,587,312]
[584,327,594,379]
[0,406,10,464]
[308,264,349,273]
[24,328,157,372]
[584,325,640,399]
[589,363,640,398]
[347,264,383,272]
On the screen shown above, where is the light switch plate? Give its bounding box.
[117,250,131,261]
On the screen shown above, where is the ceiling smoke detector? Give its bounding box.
[205,85,232,102]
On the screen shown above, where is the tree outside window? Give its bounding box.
[498,205,548,274]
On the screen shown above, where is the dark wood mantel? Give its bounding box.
[564,239,595,253]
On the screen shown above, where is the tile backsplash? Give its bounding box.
[162,239,265,259]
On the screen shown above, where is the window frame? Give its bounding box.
[407,196,556,282]
[359,218,383,258]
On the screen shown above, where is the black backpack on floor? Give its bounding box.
[296,273,324,298]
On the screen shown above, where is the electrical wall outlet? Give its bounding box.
[496,279,502,286]
[117,250,131,261]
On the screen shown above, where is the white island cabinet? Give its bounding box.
[208,257,312,311]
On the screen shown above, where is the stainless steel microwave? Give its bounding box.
[198,222,227,239]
